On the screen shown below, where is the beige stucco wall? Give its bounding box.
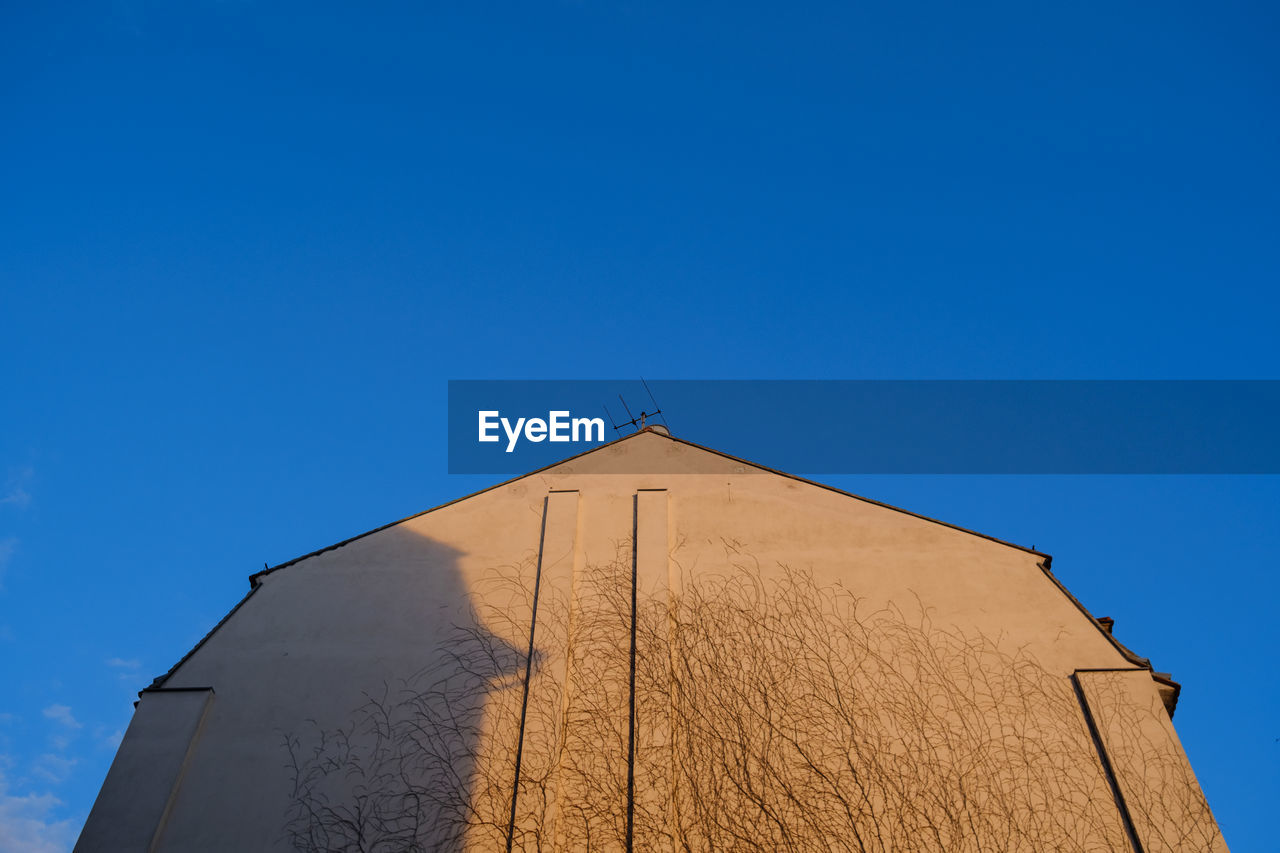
[75,431,1224,852]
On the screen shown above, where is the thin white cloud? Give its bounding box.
[39,707,79,731]
[0,488,30,509]
[0,466,33,593]
[31,755,75,786]
[0,468,32,509]
[104,658,140,670]
[89,723,124,751]
[0,538,16,590]
[106,658,143,684]
[0,768,76,853]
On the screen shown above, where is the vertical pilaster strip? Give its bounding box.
[665,496,684,847]
[535,490,580,847]
[506,490,579,852]
[506,498,550,853]
[626,494,639,853]
[632,489,669,851]
[1071,672,1144,853]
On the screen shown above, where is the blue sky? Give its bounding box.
[2,1,1277,849]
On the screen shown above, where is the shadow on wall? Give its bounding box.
[279,530,530,853]
[277,529,641,853]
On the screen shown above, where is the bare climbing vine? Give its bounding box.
[284,548,1220,852]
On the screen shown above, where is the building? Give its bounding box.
[75,427,1225,851]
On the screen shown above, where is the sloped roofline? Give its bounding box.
[151,427,1162,693]
[248,426,1049,586]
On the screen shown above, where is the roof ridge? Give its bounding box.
[250,426,1048,587]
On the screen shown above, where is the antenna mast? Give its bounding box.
[605,379,670,434]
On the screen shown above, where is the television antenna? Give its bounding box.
[603,378,670,435]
